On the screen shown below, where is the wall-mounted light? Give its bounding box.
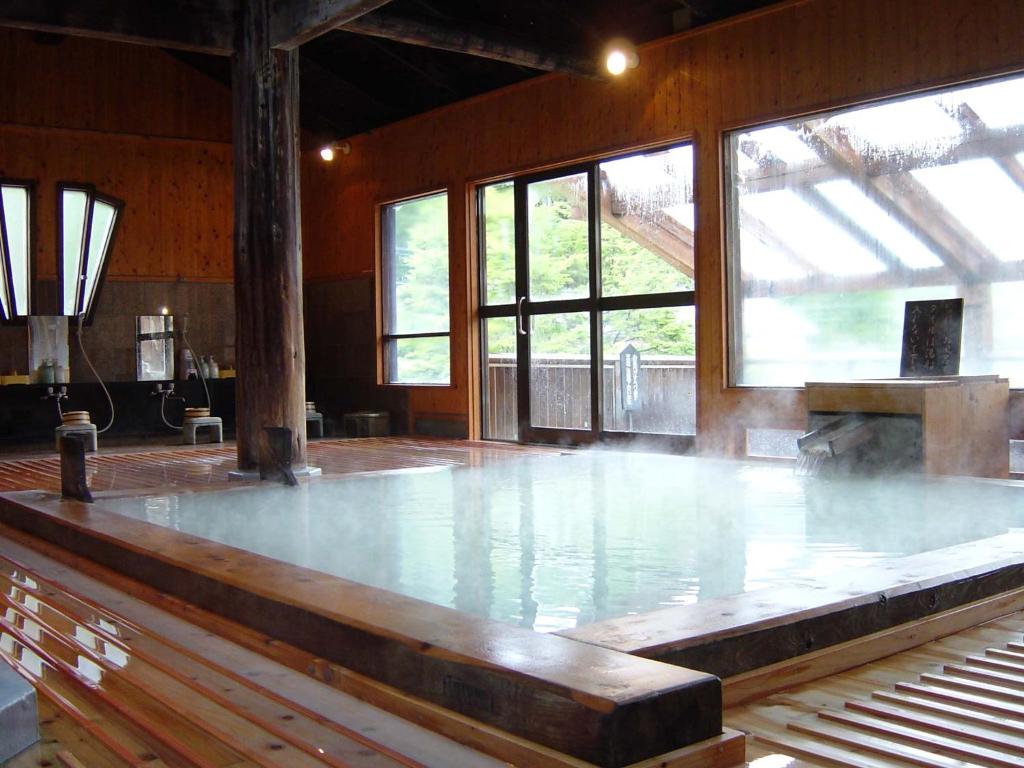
[159,305,169,316]
[0,178,34,324]
[57,183,124,325]
[319,141,351,162]
[604,39,639,76]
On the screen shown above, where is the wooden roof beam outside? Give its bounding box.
[955,103,1024,195]
[740,127,1024,193]
[798,130,982,283]
[271,0,393,51]
[341,8,602,78]
[0,0,235,54]
[600,194,695,278]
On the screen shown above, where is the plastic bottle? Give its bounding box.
[208,356,219,379]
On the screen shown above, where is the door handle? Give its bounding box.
[517,296,527,336]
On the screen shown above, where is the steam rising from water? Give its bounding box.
[114,452,1024,633]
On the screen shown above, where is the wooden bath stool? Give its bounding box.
[182,416,223,444]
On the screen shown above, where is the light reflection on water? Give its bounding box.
[102,453,1024,633]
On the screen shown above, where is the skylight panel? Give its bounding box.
[953,77,1024,129]
[740,189,886,276]
[739,230,807,281]
[664,204,694,231]
[739,125,819,165]
[829,93,961,154]
[912,158,1024,262]
[815,180,942,269]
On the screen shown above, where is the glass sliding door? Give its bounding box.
[520,168,597,443]
[479,143,696,448]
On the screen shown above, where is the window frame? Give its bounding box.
[0,177,36,326]
[56,181,124,326]
[378,189,452,386]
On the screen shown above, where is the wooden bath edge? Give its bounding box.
[0,490,721,768]
[561,531,1024,678]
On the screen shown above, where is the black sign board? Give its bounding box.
[620,344,641,411]
[900,298,963,377]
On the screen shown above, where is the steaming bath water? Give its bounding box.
[103,452,1024,632]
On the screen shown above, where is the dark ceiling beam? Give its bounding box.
[270,0,392,51]
[299,50,397,136]
[341,8,602,79]
[0,0,235,54]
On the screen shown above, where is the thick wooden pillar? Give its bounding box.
[232,0,307,471]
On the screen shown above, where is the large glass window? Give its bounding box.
[381,191,450,385]
[0,179,33,323]
[726,73,1024,388]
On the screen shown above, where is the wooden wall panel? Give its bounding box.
[0,30,234,285]
[0,29,231,142]
[0,127,233,283]
[300,0,1024,443]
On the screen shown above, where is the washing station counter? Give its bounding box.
[0,379,235,447]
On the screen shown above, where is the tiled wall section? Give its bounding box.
[0,280,235,382]
[303,277,408,433]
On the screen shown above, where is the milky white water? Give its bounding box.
[102,452,1024,632]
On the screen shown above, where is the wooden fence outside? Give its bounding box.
[484,355,696,440]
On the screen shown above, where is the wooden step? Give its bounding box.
[0,537,508,768]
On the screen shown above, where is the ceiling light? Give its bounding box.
[605,40,639,76]
[319,142,351,162]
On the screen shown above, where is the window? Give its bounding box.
[58,183,123,323]
[381,191,450,384]
[726,73,1024,388]
[0,179,34,323]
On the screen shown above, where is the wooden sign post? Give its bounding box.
[59,435,93,503]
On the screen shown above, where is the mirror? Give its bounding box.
[136,315,174,381]
[28,316,70,383]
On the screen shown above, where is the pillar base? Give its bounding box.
[227,466,322,481]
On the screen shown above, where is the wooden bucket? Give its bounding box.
[61,411,91,425]
[184,407,211,419]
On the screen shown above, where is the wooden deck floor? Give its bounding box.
[727,610,1024,766]
[0,437,558,493]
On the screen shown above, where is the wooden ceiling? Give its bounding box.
[0,1,783,142]
[180,0,785,143]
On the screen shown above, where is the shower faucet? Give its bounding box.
[42,385,68,402]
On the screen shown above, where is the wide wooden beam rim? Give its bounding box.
[0,0,235,55]
[341,7,602,79]
[270,0,393,51]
